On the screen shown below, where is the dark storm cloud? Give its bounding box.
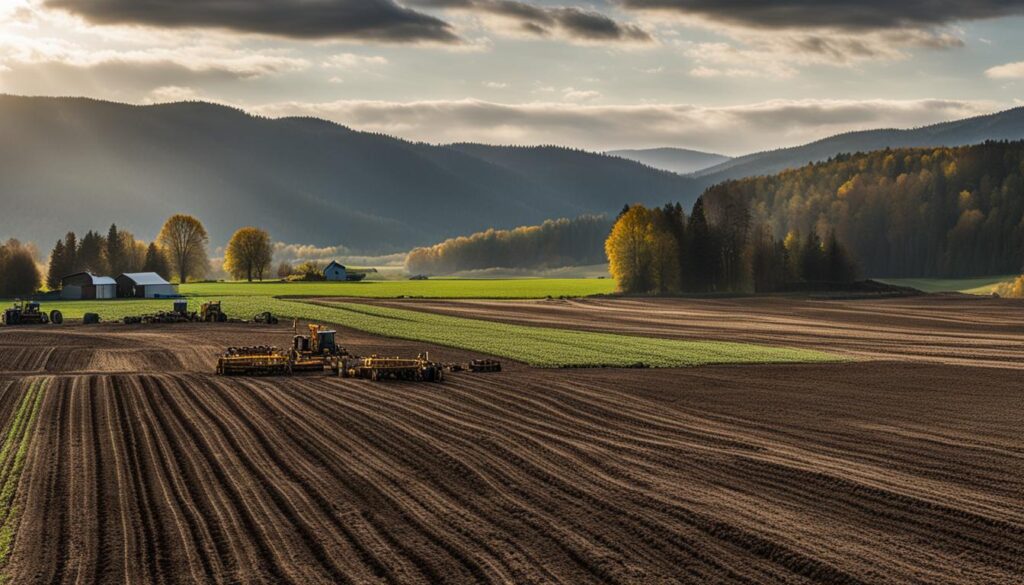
[43,0,459,42]
[416,0,651,41]
[617,0,1024,30]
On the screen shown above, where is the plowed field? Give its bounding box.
[0,296,1021,584]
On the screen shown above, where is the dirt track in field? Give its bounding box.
[0,302,1021,584]
[363,294,1024,369]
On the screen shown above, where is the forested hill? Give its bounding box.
[703,141,1024,278]
[694,107,1024,186]
[607,148,731,175]
[0,95,692,253]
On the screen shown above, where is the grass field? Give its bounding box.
[12,296,837,368]
[178,278,616,299]
[877,275,1016,294]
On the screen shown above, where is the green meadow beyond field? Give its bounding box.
[21,279,839,368]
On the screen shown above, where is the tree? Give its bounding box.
[606,205,653,293]
[106,224,124,275]
[143,242,170,278]
[223,227,273,282]
[276,261,294,279]
[62,231,79,274]
[800,231,825,281]
[686,197,719,292]
[157,214,209,283]
[0,240,41,297]
[77,230,108,274]
[46,239,67,290]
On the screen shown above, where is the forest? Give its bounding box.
[405,215,613,275]
[606,199,857,295]
[703,141,1024,278]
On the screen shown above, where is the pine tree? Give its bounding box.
[63,232,79,274]
[143,242,170,279]
[46,239,66,290]
[106,224,124,275]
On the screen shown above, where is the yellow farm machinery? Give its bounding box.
[215,323,500,383]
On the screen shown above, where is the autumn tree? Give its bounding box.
[223,227,273,282]
[606,205,653,293]
[157,214,209,283]
[276,261,293,279]
[0,240,41,297]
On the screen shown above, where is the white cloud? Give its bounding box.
[249,97,999,155]
[483,80,509,89]
[986,61,1024,79]
[142,85,200,103]
[323,53,389,69]
[562,87,601,102]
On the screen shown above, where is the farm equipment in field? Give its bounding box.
[253,312,279,325]
[124,300,231,325]
[291,324,343,374]
[341,353,444,382]
[2,300,63,326]
[217,346,292,376]
[200,301,228,323]
[213,323,501,381]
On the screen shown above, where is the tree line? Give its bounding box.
[406,215,613,276]
[606,198,858,295]
[0,215,279,297]
[704,141,1024,278]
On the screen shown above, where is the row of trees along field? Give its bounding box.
[606,199,858,294]
[405,215,613,275]
[31,216,275,295]
[705,141,1024,278]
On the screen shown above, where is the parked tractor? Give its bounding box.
[2,300,63,326]
[291,324,343,373]
[200,301,228,323]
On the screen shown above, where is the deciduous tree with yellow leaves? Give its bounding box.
[223,227,274,282]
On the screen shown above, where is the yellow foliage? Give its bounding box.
[994,275,1024,298]
[606,206,653,293]
[224,226,273,282]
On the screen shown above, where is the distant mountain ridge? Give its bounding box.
[0,95,692,254]
[692,107,1024,186]
[606,148,731,175]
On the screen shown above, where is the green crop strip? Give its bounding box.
[0,378,47,581]
[12,297,840,368]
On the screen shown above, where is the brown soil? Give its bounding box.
[362,294,1024,369]
[0,299,1021,584]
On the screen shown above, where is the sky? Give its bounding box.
[1,0,1023,155]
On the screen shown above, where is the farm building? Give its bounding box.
[60,273,117,300]
[116,273,178,298]
[324,261,348,281]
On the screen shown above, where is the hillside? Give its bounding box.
[606,148,731,174]
[703,141,1024,278]
[693,107,1024,186]
[0,95,693,253]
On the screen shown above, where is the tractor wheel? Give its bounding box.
[50,310,64,325]
[40,313,49,324]
[217,312,227,323]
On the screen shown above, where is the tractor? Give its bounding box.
[291,324,344,373]
[200,301,228,323]
[2,300,63,326]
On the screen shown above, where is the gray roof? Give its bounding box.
[63,272,117,286]
[119,272,172,286]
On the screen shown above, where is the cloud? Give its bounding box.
[273,242,406,266]
[249,97,999,155]
[43,0,459,43]
[986,61,1024,79]
[414,0,652,43]
[618,0,1024,31]
[323,53,389,69]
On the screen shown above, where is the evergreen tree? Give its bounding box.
[46,239,66,290]
[143,242,170,279]
[77,230,108,274]
[106,224,124,275]
[686,197,719,292]
[63,232,79,274]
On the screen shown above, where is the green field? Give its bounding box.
[178,278,616,299]
[14,296,839,368]
[877,275,1016,294]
